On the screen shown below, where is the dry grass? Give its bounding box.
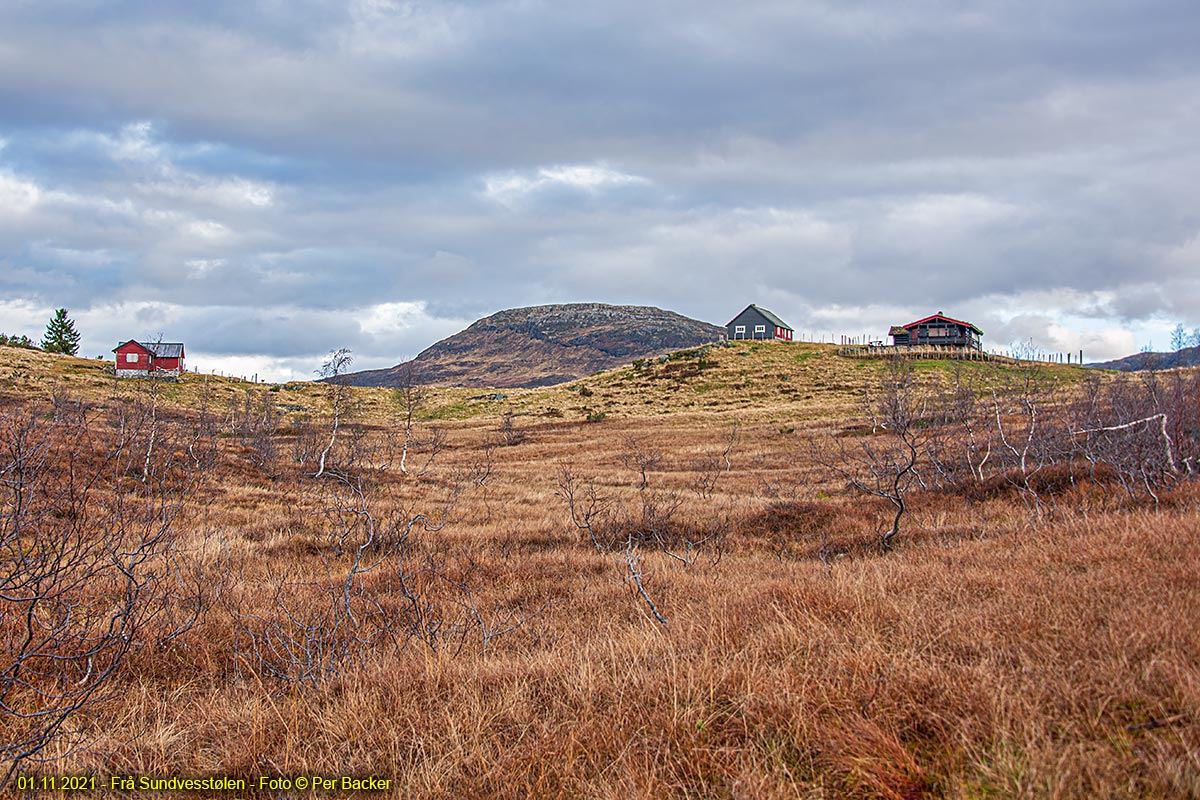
[2,343,1197,798]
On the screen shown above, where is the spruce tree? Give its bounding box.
[42,308,81,355]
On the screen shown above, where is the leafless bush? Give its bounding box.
[987,366,1062,515]
[313,347,354,479]
[1065,369,1197,508]
[0,395,206,788]
[496,409,528,447]
[558,428,737,567]
[621,437,662,491]
[186,379,221,471]
[288,414,324,468]
[392,548,548,657]
[819,358,1200,543]
[231,388,281,473]
[382,362,448,477]
[814,360,929,550]
[230,452,542,691]
[229,470,462,689]
[690,422,739,499]
[556,466,611,553]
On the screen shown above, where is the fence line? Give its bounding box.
[837,345,1027,365]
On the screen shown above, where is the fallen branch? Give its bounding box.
[624,541,668,629]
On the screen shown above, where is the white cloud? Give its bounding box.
[0,172,42,216]
[357,300,442,337]
[185,258,225,277]
[883,193,1023,237]
[538,165,648,190]
[111,121,162,163]
[991,314,1137,361]
[0,298,50,334]
[184,220,233,242]
[184,352,310,383]
[483,163,649,203]
[143,174,275,209]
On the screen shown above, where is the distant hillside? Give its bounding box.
[343,303,727,388]
[1086,346,1200,372]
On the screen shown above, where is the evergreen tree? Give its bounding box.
[42,308,81,355]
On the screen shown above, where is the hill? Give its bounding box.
[341,303,727,388]
[1087,345,1200,371]
[0,337,1090,430]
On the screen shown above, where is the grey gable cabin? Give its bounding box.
[727,305,793,341]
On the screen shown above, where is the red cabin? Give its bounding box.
[113,340,186,377]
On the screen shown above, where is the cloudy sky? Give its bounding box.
[2,0,1198,380]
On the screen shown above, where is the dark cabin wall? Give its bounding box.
[913,321,975,347]
[727,307,773,340]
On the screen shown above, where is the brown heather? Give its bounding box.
[1,342,1198,799]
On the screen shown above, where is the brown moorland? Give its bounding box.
[1,342,1197,799]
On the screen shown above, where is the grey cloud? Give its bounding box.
[2,0,1200,377]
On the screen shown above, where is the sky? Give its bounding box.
[1,0,1198,380]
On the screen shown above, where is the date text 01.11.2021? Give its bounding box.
[16,776,96,791]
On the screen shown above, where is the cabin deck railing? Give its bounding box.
[837,344,1020,364]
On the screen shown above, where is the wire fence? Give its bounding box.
[836,344,1085,366]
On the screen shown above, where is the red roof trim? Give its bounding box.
[900,313,983,335]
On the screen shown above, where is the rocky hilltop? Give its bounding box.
[1087,345,1200,372]
[343,303,726,388]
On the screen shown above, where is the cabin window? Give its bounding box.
[755,325,766,333]
[928,327,948,337]
[126,353,138,363]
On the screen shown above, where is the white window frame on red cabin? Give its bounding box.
[126,353,138,363]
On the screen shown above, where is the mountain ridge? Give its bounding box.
[1086,345,1200,372]
[342,303,727,388]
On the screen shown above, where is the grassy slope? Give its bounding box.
[0,340,1088,426]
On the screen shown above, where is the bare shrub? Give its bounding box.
[232,388,281,473]
[496,409,528,447]
[228,449,543,692]
[814,360,930,550]
[556,465,611,553]
[0,395,205,788]
[621,436,662,491]
[313,347,354,478]
[690,421,739,499]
